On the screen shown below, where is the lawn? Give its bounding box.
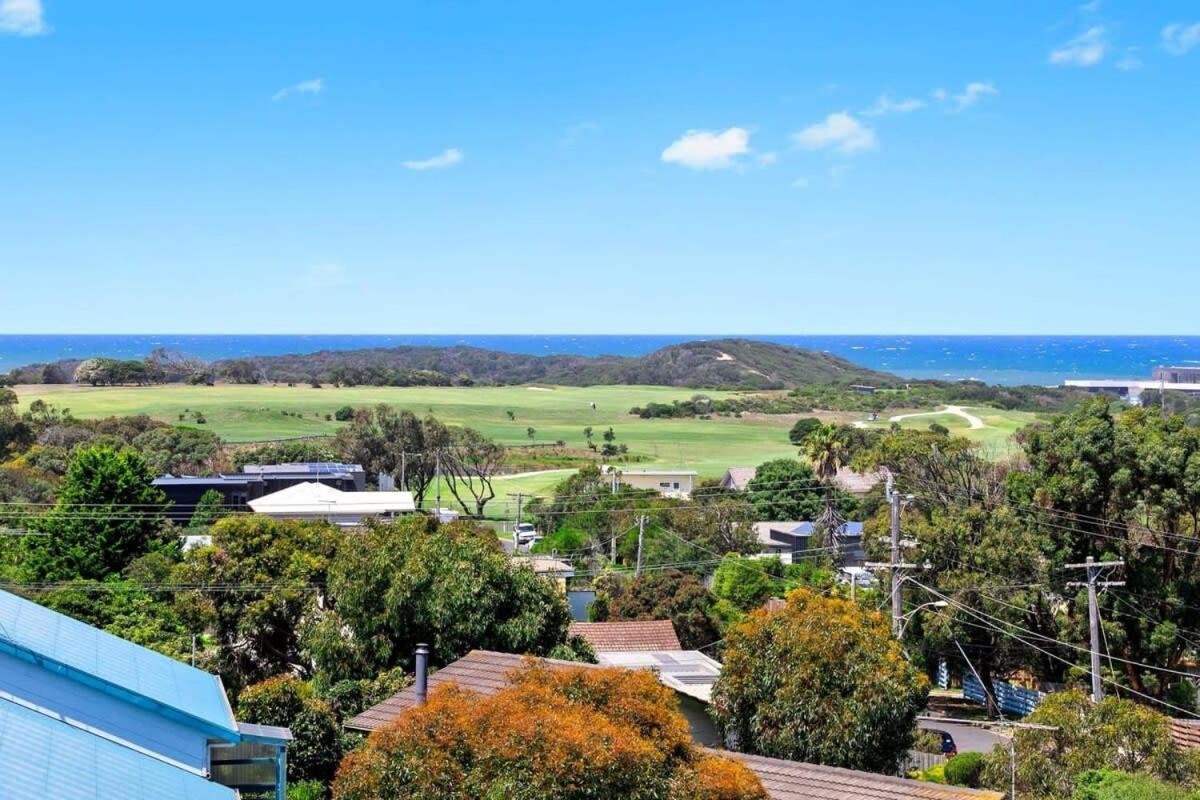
[14,383,802,478]
[13,385,1041,487]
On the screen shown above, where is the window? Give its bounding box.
[659,482,671,488]
[672,482,680,489]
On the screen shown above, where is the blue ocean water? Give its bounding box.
[1,334,1198,386]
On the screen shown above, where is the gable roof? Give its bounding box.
[722,467,758,490]
[0,589,237,738]
[719,750,1005,800]
[346,650,600,732]
[247,481,415,514]
[832,466,883,495]
[0,695,235,800]
[568,620,682,652]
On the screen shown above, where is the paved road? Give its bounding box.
[918,719,1008,754]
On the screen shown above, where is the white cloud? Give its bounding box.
[829,164,852,188]
[402,148,464,170]
[1049,26,1107,66]
[661,127,751,170]
[0,0,47,36]
[1116,48,1143,70]
[952,82,998,110]
[932,88,948,102]
[272,78,324,102]
[1079,0,1101,13]
[757,152,778,166]
[301,264,350,288]
[792,112,876,155]
[791,176,810,189]
[862,94,926,117]
[1162,22,1200,56]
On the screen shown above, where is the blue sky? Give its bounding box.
[1,1,1197,334]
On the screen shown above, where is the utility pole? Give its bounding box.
[633,520,643,575]
[864,473,918,637]
[1066,556,1125,702]
[889,486,902,633]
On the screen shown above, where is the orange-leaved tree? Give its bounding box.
[333,662,767,800]
[711,588,929,774]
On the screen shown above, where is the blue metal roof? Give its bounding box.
[0,696,235,800]
[0,590,237,738]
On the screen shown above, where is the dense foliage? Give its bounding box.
[173,515,343,692]
[591,569,725,650]
[711,590,929,773]
[24,445,174,581]
[306,515,575,681]
[332,662,767,800]
[980,690,1199,799]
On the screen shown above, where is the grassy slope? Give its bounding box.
[14,385,1040,481]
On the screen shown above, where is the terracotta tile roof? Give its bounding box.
[567,620,682,652]
[345,650,601,732]
[1171,718,1200,750]
[716,750,1005,800]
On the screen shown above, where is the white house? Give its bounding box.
[248,481,416,526]
[605,467,698,498]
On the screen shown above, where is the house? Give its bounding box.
[154,461,371,522]
[722,465,881,496]
[0,589,290,799]
[513,555,575,593]
[720,466,757,492]
[241,461,366,492]
[346,648,722,744]
[567,620,682,652]
[153,473,266,522]
[717,750,1004,800]
[248,481,415,526]
[605,467,698,498]
[592,649,723,744]
[753,520,867,567]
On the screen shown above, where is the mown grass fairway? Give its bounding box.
[13,384,1041,476]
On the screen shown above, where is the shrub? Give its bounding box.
[334,405,355,422]
[944,752,984,788]
[238,676,342,786]
[288,780,328,800]
[331,663,767,800]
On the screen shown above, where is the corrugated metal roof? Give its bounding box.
[0,590,236,737]
[0,696,235,800]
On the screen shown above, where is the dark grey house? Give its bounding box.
[154,462,365,522]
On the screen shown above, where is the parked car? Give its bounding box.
[514,522,540,545]
[927,728,958,757]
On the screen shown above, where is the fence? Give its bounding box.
[900,750,946,775]
[963,673,1045,716]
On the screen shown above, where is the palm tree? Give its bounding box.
[803,424,848,482]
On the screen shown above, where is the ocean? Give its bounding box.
[1,334,1198,386]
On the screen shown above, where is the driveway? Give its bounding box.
[918,719,1008,754]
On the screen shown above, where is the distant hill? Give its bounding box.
[203,338,896,389]
[3,339,898,390]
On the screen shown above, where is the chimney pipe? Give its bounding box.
[414,643,430,706]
